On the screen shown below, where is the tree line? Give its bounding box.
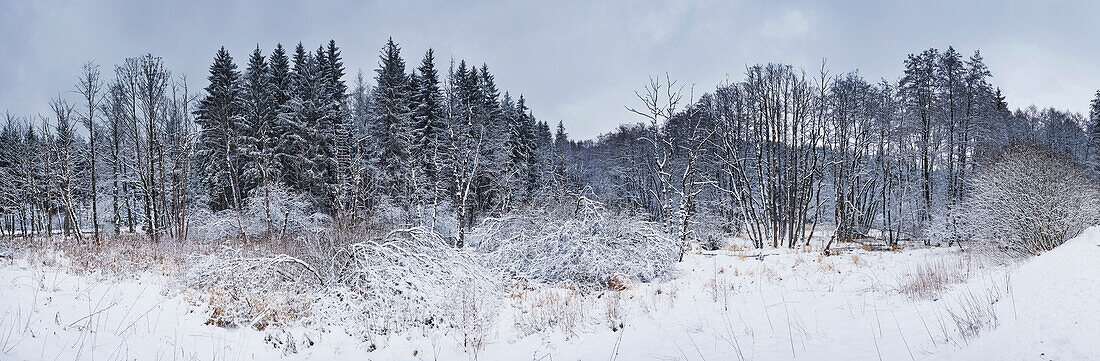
[2,43,1098,251]
[0,38,565,245]
[571,47,1096,251]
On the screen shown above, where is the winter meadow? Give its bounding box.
[2,2,1100,360]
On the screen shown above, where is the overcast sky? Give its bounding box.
[2,0,1099,139]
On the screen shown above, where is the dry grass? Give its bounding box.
[605,291,624,332]
[607,273,632,291]
[510,285,585,337]
[935,281,1005,346]
[0,234,211,279]
[898,254,976,300]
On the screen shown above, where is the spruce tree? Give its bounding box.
[515,95,539,192]
[499,92,523,202]
[316,45,332,104]
[239,46,276,198]
[291,42,309,83]
[322,40,354,215]
[477,64,504,127]
[324,40,347,105]
[1088,90,1100,170]
[269,44,292,107]
[311,44,338,211]
[475,64,507,211]
[268,43,293,192]
[195,47,244,211]
[503,93,535,200]
[278,45,325,205]
[554,120,568,146]
[411,49,444,183]
[369,38,413,201]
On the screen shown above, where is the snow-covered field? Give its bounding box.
[1,229,1098,361]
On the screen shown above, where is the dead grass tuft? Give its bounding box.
[898,254,975,300]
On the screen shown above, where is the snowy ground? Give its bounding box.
[1,229,1098,360]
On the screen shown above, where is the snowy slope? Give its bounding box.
[932,227,1100,360]
[1,229,1098,360]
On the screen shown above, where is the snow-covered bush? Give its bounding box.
[468,195,678,289]
[186,227,501,339]
[326,228,502,335]
[964,143,1100,255]
[186,185,330,243]
[187,208,245,243]
[925,205,973,246]
[186,248,322,329]
[244,184,330,238]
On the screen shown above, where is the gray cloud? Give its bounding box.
[2,0,1099,139]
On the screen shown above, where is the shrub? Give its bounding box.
[187,227,502,337]
[187,184,330,243]
[187,248,320,329]
[964,143,1100,255]
[244,184,330,238]
[328,228,501,335]
[468,195,678,289]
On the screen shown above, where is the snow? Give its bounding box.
[2,229,1098,360]
[931,227,1100,360]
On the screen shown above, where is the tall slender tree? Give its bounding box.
[76,62,104,245]
[900,48,939,231]
[239,46,278,234]
[50,97,81,240]
[1088,90,1100,170]
[411,49,444,183]
[369,38,413,203]
[195,47,244,215]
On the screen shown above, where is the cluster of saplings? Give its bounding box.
[1,43,1098,255]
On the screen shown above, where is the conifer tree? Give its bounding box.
[554,120,568,147]
[291,43,309,81]
[503,93,537,200]
[266,45,293,194]
[534,120,553,185]
[195,47,244,212]
[474,64,507,212]
[276,43,313,196]
[369,38,413,201]
[239,46,277,218]
[478,64,504,124]
[412,49,444,183]
[515,95,539,192]
[269,44,292,108]
[322,40,354,216]
[281,46,334,210]
[1088,90,1100,170]
[324,40,348,105]
[310,44,338,211]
